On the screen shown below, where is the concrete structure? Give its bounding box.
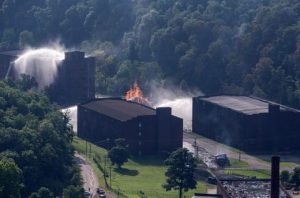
[0,50,19,79]
[271,156,280,198]
[77,98,183,156]
[192,95,300,152]
[48,51,95,105]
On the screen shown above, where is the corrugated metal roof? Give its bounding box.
[81,98,155,121]
[200,96,296,115]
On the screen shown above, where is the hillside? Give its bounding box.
[1,0,300,107]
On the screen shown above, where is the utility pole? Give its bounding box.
[193,138,198,159]
[85,140,88,156]
[104,155,107,175]
[89,143,92,158]
[109,165,112,189]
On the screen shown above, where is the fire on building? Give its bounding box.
[125,81,150,106]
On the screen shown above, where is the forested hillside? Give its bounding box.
[0,78,83,197]
[1,0,300,107]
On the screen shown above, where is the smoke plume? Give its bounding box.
[61,106,78,132]
[150,83,202,130]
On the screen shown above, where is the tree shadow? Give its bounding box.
[114,168,139,176]
[131,156,165,166]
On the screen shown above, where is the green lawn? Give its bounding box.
[229,158,249,168]
[280,162,299,169]
[224,169,271,179]
[73,137,206,198]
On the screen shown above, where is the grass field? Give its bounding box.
[280,162,299,169]
[229,158,249,168]
[73,137,207,198]
[224,169,271,179]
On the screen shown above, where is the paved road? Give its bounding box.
[75,153,117,198]
[184,132,271,170]
[75,153,99,196]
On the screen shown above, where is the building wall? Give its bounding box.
[48,51,95,105]
[78,103,183,156]
[157,107,183,155]
[77,105,123,146]
[0,54,14,79]
[193,97,300,152]
[193,97,247,148]
[125,116,157,155]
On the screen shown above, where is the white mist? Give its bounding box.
[61,106,78,133]
[13,47,65,89]
[155,97,192,130]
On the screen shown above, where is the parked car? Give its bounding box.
[96,187,106,198]
[84,191,91,198]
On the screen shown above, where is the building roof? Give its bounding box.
[198,95,298,115]
[0,50,21,57]
[80,98,156,121]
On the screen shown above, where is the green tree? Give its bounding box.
[0,160,22,198]
[19,30,34,48]
[108,139,129,169]
[280,170,290,186]
[29,187,54,198]
[163,148,197,198]
[62,185,84,198]
[17,74,38,91]
[291,167,300,189]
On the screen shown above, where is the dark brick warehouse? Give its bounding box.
[77,98,183,156]
[47,51,95,105]
[193,95,300,153]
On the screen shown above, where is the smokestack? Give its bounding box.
[271,156,280,198]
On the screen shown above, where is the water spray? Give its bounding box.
[13,47,65,89]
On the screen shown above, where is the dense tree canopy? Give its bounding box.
[0,79,83,197]
[1,0,300,107]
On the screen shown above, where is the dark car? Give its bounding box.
[96,188,106,198]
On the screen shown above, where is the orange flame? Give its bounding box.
[125,81,149,105]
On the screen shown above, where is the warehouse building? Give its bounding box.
[0,50,19,79]
[192,95,300,152]
[77,98,183,156]
[47,51,95,105]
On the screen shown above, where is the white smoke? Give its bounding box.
[61,106,78,133]
[155,97,193,130]
[61,96,109,133]
[13,45,65,89]
[150,84,202,130]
